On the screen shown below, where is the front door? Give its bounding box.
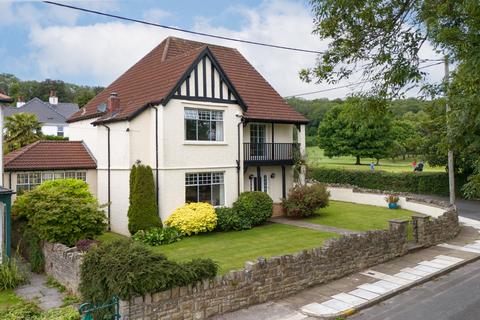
[250,124,266,157]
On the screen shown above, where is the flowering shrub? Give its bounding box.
[133,227,182,246]
[165,203,217,236]
[282,184,330,217]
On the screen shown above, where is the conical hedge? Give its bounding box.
[127,164,162,234]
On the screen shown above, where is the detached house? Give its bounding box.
[4,92,78,137]
[68,37,308,235]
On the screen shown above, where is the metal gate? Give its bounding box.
[79,296,121,320]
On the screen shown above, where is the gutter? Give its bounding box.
[101,124,111,231]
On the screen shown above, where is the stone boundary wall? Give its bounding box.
[43,185,460,319]
[119,200,460,319]
[43,243,83,295]
[119,220,409,320]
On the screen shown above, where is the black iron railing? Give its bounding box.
[244,143,300,163]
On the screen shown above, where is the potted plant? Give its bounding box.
[385,195,400,209]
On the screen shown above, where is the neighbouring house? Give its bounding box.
[3,140,97,198]
[3,92,79,137]
[68,36,308,235]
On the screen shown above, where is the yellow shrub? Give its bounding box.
[165,203,217,236]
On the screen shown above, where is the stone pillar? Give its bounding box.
[388,219,409,240]
[411,214,429,246]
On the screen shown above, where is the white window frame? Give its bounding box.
[184,108,224,142]
[16,170,87,193]
[57,126,64,137]
[185,172,225,206]
[249,174,268,193]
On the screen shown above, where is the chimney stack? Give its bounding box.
[49,90,58,105]
[16,96,25,108]
[107,92,120,113]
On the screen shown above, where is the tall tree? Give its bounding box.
[4,113,43,153]
[304,0,480,197]
[318,96,393,164]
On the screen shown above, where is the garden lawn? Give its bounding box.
[305,201,420,233]
[95,231,128,244]
[307,147,444,173]
[0,290,23,310]
[151,223,337,274]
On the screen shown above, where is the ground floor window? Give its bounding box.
[16,171,87,193]
[185,172,225,206]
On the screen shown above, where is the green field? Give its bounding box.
[307,147,444,173]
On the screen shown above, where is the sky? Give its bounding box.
[1,0,445,99]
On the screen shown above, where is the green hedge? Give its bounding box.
[308,167,467,196]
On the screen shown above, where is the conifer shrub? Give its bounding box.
[165,203,217,235]
[233,192,273,227]
[79,239,218,303]
[282,184,330,217]
[127,164,162,235]
[12,179,106,247]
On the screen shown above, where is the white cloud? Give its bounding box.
[142,8,171,23]
[25,0,444,99]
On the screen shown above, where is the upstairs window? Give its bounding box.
[184,108,224,141]
[57,126,64,137]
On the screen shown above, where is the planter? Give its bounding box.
[388,202,399,209]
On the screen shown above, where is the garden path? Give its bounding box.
[14,272,64,310]
[270,217,358,235]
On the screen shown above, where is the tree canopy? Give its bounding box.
[304,0,480,198]
[4,113,43,153]
[0,73,103,108]
[318,96,393,164]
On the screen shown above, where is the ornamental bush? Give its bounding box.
[79,239,218,303]
[215,207,251,231]
[282,184,330,217]
[233,192,273,227]
[165,203,217,236]
[128,164,162,235]
[308,167,467,196]
[133,227,182,246]
[12,179,106,247]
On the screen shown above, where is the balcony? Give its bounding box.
[243,143,300,165]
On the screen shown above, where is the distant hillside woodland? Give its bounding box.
[0,73,104,108]
[287,96,456,172]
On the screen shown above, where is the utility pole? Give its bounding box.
[444,55,455,206]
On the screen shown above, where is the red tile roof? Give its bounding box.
[68,37,308,124]
[0,93,13,103]
[4,141,97,171]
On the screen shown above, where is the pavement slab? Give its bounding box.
[217,225,480,320]
[14,271,65,311]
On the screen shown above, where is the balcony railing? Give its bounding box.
[244,143,300,165]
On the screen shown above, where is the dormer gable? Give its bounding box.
[163,47,246,110]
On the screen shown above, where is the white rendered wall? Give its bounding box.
[243,165,294,203]
[327,187,447,217]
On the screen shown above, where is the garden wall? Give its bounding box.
[43,243,83,295]
[118,202,460,319]
[42,186,460,319]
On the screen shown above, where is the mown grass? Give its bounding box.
[151,223,338,274]
[307,147,444,173]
